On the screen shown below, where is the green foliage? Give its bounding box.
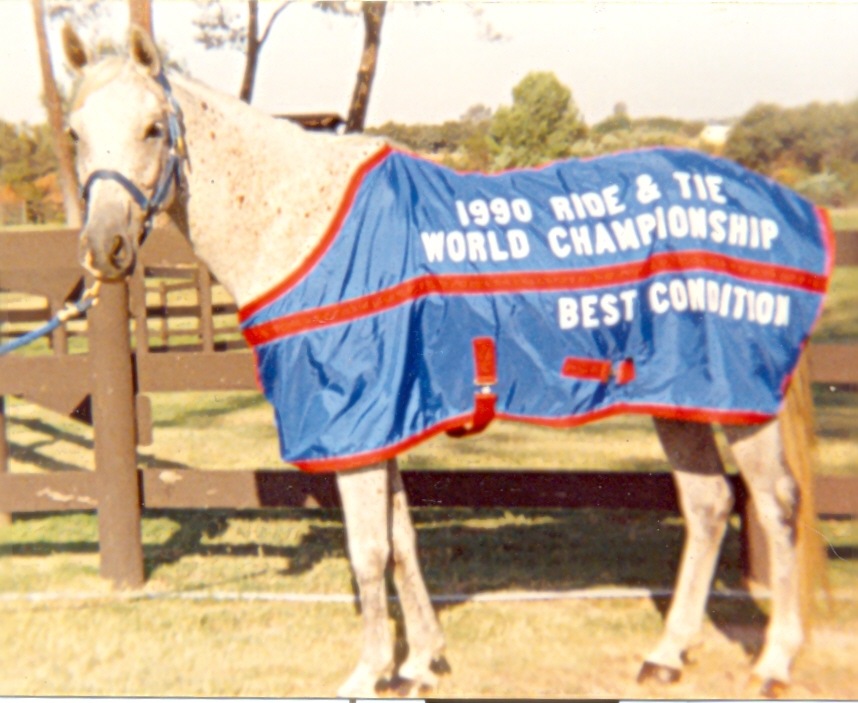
[486,71,587,169]
[724,99,858,205]
[0,121,63,224]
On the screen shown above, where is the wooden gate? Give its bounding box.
[1,223,857,588]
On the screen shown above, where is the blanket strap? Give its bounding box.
[447,337,497,438]
[562,356,636,385]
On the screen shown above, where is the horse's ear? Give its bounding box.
[129,24,161,76]
[62,24,89,72]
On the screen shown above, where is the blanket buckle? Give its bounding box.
[447,337,497,438]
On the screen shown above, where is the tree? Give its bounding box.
[487,71,587,170]
[128,0,152,36]
[31,0,81,227]
[194,0,291,103]
[344,1,385,133]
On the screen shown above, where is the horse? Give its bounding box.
[61,25,823,698]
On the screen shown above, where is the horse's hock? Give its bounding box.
[1,222,857,588]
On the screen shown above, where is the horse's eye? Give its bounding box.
[144,123,164,140]
[67,127,79,142]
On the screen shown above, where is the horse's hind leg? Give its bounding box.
[336,462,395,697]
[640,418,734,684]
[387,459,446,692]
[724,420,803,693]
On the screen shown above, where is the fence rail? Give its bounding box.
[1,223,857,588]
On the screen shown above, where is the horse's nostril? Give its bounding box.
[109,236,128,268]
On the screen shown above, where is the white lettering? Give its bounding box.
[570,226,594,256]
[762,219,779,250]
[549,196,575,222]
[705,175,726,204]
[600,294,620,326]
[687,278,706,311]
[487,231,510,261]
[611,218,640,251]
[649,282,670,314]
[602,185,626,215]
[672,172,692,199]
[547,226,571,258]
[668,206,689,238]
[636,213,656,246]
[688,207,707,239]
[490,198,512,225]
[421,231,445,263]
[447,230,466,262]
[559,297,579,329]
[619,289,638,321]
[774,294,790,326]
[709,210,727,243]
[594,223,618,255]
[466,231,488,262]
[511,198,533,223]
[669,279,689,311]
[729,214,748,246]
[756,292,775,325]
[581,192,606,218]
[507,229,530,259]
[581,295,600,328]
[468,199,490,226]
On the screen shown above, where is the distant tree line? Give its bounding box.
[0,121,62,224]
[369,71,858,208]
[724,100,858,207]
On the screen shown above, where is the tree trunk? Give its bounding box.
[30,0,81,228]
[239,0,260,103]
[129,0,153,37]
[345,1,386,134]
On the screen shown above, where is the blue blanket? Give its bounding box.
[240,146,832,471]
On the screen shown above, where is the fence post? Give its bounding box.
[0,397,11,527]
[89,280,145,588]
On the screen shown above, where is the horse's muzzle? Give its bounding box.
[79,230,137,281]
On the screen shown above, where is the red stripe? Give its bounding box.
[238,144,393,323]
[242,250,828,347]
[290,402,773,473]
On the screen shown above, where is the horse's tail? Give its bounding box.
[779,351,827,626]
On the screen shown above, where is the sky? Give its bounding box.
[2,1,858,129]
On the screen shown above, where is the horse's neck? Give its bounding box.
[168,76,384,307]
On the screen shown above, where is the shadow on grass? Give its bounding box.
[7,416,193,472]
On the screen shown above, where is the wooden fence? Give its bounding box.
[1,223,857,589]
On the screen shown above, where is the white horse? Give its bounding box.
[62,26,817,698]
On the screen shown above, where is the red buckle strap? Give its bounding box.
[562,356,635,385]
[447,337,497,438]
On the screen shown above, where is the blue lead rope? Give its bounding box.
[0,282,101,356]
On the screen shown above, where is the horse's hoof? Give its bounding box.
[637,661,681,685]
[759,678,789,699]
[431,654,452,676]
[387,675,434,698]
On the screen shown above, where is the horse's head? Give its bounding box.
[63,25,185,280]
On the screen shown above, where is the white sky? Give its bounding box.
[2,1,858,128]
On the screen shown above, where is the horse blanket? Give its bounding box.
[239,146,833,472]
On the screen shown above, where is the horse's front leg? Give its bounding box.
[639,418,734,684]
[336,462,395,697]
[387,458,447,693]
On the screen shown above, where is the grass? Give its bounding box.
[0,508,855,697]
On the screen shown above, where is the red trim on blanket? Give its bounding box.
[238,144,393,323]
[241,250,829,347]
[289,402,773,473]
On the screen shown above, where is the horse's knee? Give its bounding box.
[676,472,734,539]
[349,536,390,586]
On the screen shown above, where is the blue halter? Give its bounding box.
[80,71,186,247]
